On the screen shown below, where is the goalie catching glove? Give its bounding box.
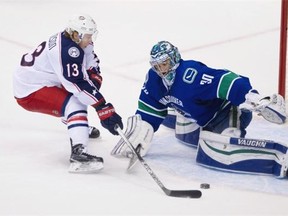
[239,92,287,124]
[111,114,154,158]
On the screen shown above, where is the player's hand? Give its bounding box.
[96,103,123,135]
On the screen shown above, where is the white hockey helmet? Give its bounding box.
[66,14,98,42]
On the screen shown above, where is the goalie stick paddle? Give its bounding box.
[115,125,202,199]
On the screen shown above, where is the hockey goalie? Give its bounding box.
[111,40,288,179]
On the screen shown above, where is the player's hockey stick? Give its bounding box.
[115,124,202,198]
[200,131,288,154]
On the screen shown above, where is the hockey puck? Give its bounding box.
[200,183,210,189]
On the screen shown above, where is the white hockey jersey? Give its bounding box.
[13,31,104,106]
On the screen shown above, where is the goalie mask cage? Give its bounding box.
[278,0,288,108]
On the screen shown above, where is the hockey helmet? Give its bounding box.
[66,14,98,42]
[150,41,181,86]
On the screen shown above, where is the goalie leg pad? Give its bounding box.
[111,114,154,158]
[278,153,288,178]
[196,139,284,177]
[162,108,176,129]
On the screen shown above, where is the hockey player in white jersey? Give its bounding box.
[13,14,123,173]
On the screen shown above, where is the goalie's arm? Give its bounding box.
[136,93,168,132]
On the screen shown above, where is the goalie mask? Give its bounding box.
[66,14,98,43]
[150,41,181,86]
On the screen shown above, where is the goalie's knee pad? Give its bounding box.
[175,113,200,147]
[162,108,176,129]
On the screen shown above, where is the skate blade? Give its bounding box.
[69,161,104,174]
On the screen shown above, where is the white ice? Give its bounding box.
[0,0,288,215]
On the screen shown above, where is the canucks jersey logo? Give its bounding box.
[183,68,197,84]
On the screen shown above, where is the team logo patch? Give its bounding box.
[68,47,80,58]
[183,68,197,84]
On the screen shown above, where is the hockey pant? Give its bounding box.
[161,106,252,147]
[15,86,90,146]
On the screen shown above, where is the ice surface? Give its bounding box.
[0,0,287,215]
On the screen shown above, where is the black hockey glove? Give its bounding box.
[96,103,123,135]
[87,69,102,90]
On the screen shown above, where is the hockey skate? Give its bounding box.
[69,144,104,173]
[88,126,100,138]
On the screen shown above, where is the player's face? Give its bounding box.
[79,34,93,48]
[154,59,171,76]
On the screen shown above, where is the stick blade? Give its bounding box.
[165,189,202,198]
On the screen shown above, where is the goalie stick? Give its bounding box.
[115,125,202,198]
[200,131,288,154]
